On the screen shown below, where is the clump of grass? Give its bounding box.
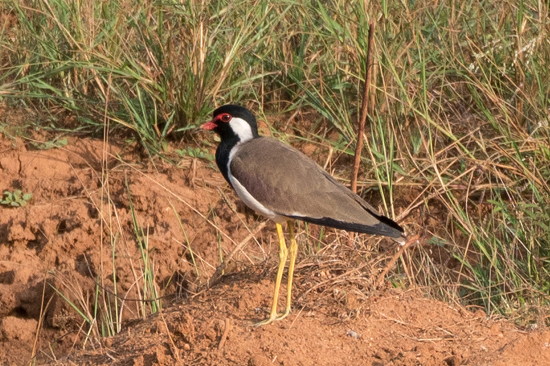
[46,178,164,349]
[126,177,162,316]
[1,0,274,152]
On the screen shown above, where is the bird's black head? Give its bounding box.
[202,104,259,143]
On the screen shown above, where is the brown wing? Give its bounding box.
[229,138,403,238]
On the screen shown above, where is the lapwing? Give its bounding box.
[202,104,405,326]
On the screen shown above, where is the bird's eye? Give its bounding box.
[220,114,231,122]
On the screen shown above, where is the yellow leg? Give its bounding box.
[254,222,288,326]
[277,220,297,320]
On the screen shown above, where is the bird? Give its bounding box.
[202,104,405,326]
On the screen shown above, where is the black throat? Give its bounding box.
[215,135,241,187]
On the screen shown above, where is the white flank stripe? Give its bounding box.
[229,174,287,223]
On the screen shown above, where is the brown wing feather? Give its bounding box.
[230,138,403,237]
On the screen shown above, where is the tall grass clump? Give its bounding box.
[1,0,291,152]
[1,0,549,326]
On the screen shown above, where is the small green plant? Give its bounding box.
[1,190,32,207]
[31,137,68,150]
[175,147,214,161]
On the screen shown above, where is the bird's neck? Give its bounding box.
[216,135,250,186]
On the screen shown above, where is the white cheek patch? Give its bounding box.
[229,117,254,143]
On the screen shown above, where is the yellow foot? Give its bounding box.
[253,310,290,327]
